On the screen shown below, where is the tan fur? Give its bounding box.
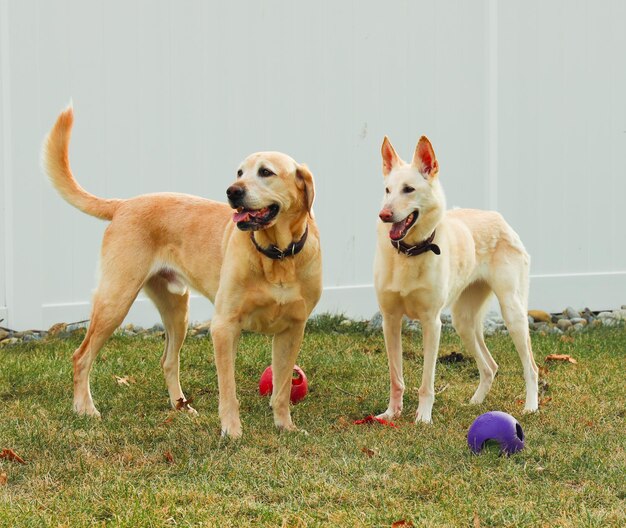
[42,105,322,438]
[374,136,538,423]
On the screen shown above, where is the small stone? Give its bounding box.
[573,323,586,332]
[0,329,9,340]
[563,307,580,319]
[602,318,620,327]
[440,313,452,324]
[531,322,549,332]
[0,337,20,347]
[570,318,587,326]
[528,315,534,325]
[151,323,165,332]
[557,319,573,331]
[368,312,383,332]
[23,334,42,342]
[582,308,595,323]
[340,319,353,326]
[597,312,614,319]
[66,322,88,333]
[548,327,564,335]
[612,309,626,321]
[528,310,552,323]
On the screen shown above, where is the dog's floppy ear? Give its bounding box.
[296,163,315,215]
[381,136,400,177]
[412,136,439,179]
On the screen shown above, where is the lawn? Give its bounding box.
[1,318,624,527]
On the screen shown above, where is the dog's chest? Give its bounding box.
[242,282,307,334]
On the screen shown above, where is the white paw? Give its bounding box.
[220,417,243,439]
[415,409,433,424]
[73,402,101,418]
[376,409,401,421]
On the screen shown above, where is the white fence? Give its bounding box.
[1,0,625,330]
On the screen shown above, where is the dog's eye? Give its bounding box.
[258,167,275,178]
[403,186,415,194]
[385,187,390,194]
[237,169,243,178]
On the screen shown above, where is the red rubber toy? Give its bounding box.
[259,365,308,404]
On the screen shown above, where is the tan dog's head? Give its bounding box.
[378,136,445,241]
[226,152,315,231]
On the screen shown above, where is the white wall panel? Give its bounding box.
[0,0,624,329]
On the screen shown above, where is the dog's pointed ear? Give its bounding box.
[296,163,315,215]
[412,136,439,179]
[381,136,400,177]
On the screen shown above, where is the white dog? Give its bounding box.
[374,135,538,423]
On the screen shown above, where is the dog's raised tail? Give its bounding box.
[42,103,121,221]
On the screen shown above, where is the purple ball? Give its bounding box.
[467,411,525,455]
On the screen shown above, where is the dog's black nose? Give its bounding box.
[226,185,245,203]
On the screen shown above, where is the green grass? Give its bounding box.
[1,320,625,527]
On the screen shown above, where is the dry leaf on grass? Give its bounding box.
[539,396,552,407]
[473,512,481,528]
[114,375,136,386]
[392,521,414,528]
[538,366,549,377]
[163,451,174,464]
[0,473,7,485]
[545,354,577,364]
[560,335,575,344]
[0,448,26,464]
[161,415,175,427]
[361,446,378,458]
[175,397,194,411]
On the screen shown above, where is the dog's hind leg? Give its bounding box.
[144,274,194,414]
[491,265,539,412]
[73,275,144,417]
[377,310,405,421]
[451,281,498,404]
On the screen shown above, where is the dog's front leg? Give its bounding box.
[270,322,306,432]
[210,317,242,438]
[377,311,404,421]
[416,314,442,424]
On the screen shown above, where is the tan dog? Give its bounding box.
[42,105,322,437]
[374,136,538,423]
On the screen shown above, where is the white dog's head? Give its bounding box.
[226,152,315,232]
[378,136,445,241]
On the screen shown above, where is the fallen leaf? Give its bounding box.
[361,446,378,458]
[545,354,577,364]
[515,399,524,405]
[175,397,194,411]
[473,512,481,528]
[161,415,175,426]
[539,396,552,407]
[114,375,136,386]
[0,448,26,464]
[163,451,174,464]
[538,366,549,377]
[392,521,414,528]
[0,473,7,485]
[560,335,575,344]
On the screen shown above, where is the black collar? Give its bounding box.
[250,225,309,260]
[391,230,441,257]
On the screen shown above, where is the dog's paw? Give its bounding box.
[376,409,401,421]
[220,417,243,439]
[73,403,101,418]
[415,409,433,424]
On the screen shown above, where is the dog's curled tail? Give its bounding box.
[42,103,121,221]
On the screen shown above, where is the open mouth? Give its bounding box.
[389,210,419,241]
[232,203,280,231]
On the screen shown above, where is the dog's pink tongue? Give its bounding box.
[233,211,251,223]
[389,219,407,240]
